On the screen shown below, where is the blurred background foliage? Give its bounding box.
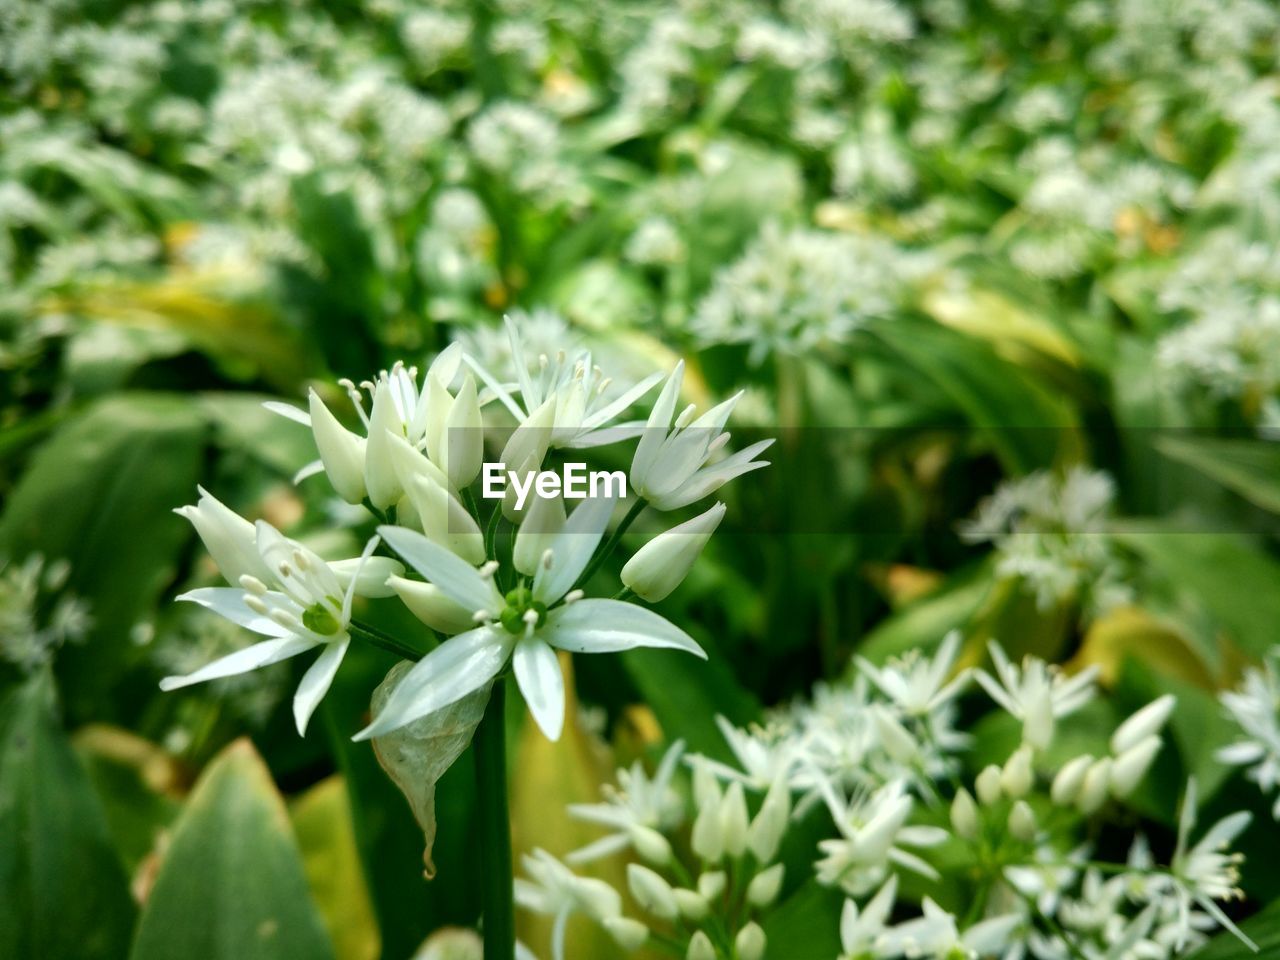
[1,0,1279,957]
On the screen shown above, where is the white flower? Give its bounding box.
[879,897,1020,960]
[856,630,970,718]
[165,501,396,735]
[514,849,623,960]
[356,499,705,742]
[838,875,898,959]
[567,739,687,864]
[465,316,664,450]
[1217,653,1280,818]
[974,642,1098,750]
[630,361,773,511]
[621,501,725,601]
[816,780,947,896]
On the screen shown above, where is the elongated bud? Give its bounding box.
[176,486,273,585]
[422,371,455,472]
[736,922,767,960]
[1001,745,1034,799]
[1077,758,1113,814]
[1111,695,1176,754]
[1050,754,1093,807]
[627,864,678,921]
[498,397,554,520]
[387,576,476,634]
[1110,735,1162,799]
[621,502,726,602]
[687,931,715,960]
[697,871,727,901]
[1008,800,1037,842]
[308,390,367,504]
[629,825,673,866]
[692,800,725,863]
[513,492,566,576]
[364,381,408,510]
[748,776,792,863]
[692,760,722,809]
[873,706,917,763]
[673,888,709,921]
[747,863,785,908]
[975,765,1003,806]
[442,374,483,488]
[603,917,648,950]
[721,781,750,858]
[1023,686,1056,751]
[401,471,485,564]
[950,788,980,840]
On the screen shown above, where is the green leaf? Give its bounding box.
[0,671,136,960]
[761,880,843,960]
[1116,528,1280,660]
[1187,898,1280,960]
[1155,435,1280,515]
[0,393,206,723]
[130,739,335,960]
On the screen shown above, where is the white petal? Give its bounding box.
[513,637,565,741]
[631,361,683,483]
[263,400,311,426]
[543,599,706,658]
[177,587,293,637]
[353,625,513,740]
[378,524,500,614]
[532,494,617,603]
[365,381,407,510]
[330,555,404,598]
[294,638,349,735]
[159,635,317,690]
[293,459,326,485]
[581,373,665,430]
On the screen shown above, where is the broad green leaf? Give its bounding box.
[0,671,136,960]
[1116,528,1280,660]
[1155,435,1280,515]
[130,739,335,960]
[867,317,1081,474]
[291,777,381,960]
[0,393,206,723]
[761,880,843,960]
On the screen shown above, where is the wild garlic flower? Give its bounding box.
[514,848,629,960]
[165,489,400,734]
[856,630,970,719]
[357,502,706,743]
[1217,652,1280,818]
[630,360,773,511]
[0,554,91,672]
[567,739,688,864]
[974,642,1098,750]
[877,897,1021,960]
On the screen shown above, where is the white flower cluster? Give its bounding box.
[517,637,1258,960]
[1218,650,1280,819]
[0,553,92,672]
[163,316,772,744]
[961,467,1134,616]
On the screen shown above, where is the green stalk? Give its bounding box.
[475,678,515,960]
[349,619,427,661]
[573,497,648,590]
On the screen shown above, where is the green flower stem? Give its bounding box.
[475,678,515,960]
[573,497,648,590]
[349,619,427,661]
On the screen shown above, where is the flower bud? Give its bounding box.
[748,776,792,864]
[629,825,673,866]
[1001,745,1034,799]
[873,707,917,764]
[627,864,678,921]
[1076,758,1112,815]
[747,863,785,908]
[720,781,750,858]
[308,390,366,504]
[621,502,726,602]
[603,917,648,950]
[975,765,1003,806]
[387,576,476,634]
[692,760,722,810]
[673,888,709,921]
[1050,755,1093,807]
[1023,688,1056,751]
[697,871,727,901]
[1110,735,1162,799]
[735,922,767,960]
[687,931,715,960]
[692,797,726,863]
[403,473,486,565]
[365,380,409,510]
[1008,801,1037,842]
[441,374,483,489]
[498,397,554,520]
[950,788,980,840]
[1111,695,1175,755]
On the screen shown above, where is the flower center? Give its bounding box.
[499,586,546,635]
[302,600,342,636]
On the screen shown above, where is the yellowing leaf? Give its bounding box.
[1071,606,1215,690]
